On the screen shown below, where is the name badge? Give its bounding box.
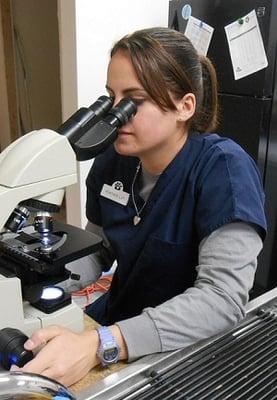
[100,181,130,206]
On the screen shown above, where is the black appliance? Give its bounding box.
[168,0,277,297]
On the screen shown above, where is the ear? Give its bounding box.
[176,93,196,122]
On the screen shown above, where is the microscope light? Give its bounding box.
[41,286,64,301]
[31,285,71,314]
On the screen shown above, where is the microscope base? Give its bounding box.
[23,300,84,336]
[0,274,84,337]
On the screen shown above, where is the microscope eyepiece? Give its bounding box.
[105,97,138,126]
[57,95,114,143]
[89,95,114,116]
[73,97,137,160]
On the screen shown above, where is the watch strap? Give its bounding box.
[97,326,119,366]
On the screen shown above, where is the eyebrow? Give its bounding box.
[105,85,146,95]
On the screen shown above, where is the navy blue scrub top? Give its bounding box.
[86,133,267,324]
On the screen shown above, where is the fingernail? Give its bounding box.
[10,365,20,371]
[24,339,34,349]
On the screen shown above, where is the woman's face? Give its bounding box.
[106,50,193,171]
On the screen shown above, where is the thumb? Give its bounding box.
[24,325,62,351]
[10,364,21,371]
[24,338,36,351]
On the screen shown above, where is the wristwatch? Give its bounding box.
[96,326,120,366]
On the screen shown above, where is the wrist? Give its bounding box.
[95,325,128,366]
[96,326,120,366]
[81,329,100,368]
[109,325,128,360]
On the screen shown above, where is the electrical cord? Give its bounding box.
[72,275,113,308]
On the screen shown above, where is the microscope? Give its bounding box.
[0,96,137,337]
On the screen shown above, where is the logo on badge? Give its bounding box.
[112,181,124,191]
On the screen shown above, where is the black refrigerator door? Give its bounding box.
[217,94,272,180]
[255,86,277,296]
[217,93,277,298]
[168,0,277,96]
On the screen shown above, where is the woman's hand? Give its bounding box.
[11,325,100,386]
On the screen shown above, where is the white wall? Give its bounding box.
[59,0,169,227]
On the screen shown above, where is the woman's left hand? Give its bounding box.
[11,325,100,386]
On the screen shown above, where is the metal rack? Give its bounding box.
[78,289,277,400]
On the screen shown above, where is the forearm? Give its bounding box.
[109,325,129,360]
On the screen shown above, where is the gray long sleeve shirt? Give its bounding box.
[63,221,262,360]
[117,222,262,360]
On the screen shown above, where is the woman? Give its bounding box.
[15,27,266,386]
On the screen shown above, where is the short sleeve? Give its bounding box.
[195,143,267,241]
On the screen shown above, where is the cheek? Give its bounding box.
[133,108,177,140]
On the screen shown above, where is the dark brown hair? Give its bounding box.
[111,27,218,132]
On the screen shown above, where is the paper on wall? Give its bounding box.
[184,16,214,56]
[224,9,268,80]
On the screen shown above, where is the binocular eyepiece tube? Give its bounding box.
[57,95,114,143]
[57,95,137,160]
[73,97,137,161]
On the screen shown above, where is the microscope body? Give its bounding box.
[0,96,136,338]
[0,128,76,231]
[0,128,87,336]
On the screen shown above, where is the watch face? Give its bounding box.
[103,347,119,363]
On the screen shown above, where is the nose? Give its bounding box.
[113,96,124,107]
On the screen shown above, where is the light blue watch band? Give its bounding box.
[97,326,119,366]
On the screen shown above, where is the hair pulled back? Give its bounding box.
[111,27,218,133]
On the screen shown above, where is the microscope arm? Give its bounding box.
[0,96,137,232]
[0,128,77,231]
